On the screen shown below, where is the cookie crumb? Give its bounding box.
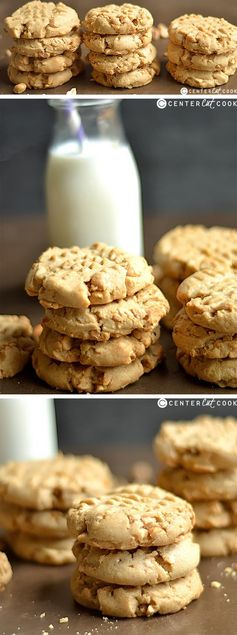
[48,626,54,630]
[211,580,221,588]
[5,49,11,57]
[40,613,46,619]
[59,617,68,623]
[13,83,27,94]
[66,88,77,95]
[224,567,233,575]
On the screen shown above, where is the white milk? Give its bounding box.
[0,399,58,463]
[46,140,143,255]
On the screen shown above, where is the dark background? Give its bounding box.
[55,398,237,454]
[0,99,236,219]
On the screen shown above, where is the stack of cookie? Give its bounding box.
[156,415,237,557]
[0,454,114,565]
[153,224,237,329]
[174,269,237,388]
[25,242,169,393]
[5,1,83,92]
[0,552,12,592]
[0,315,35,379]
[67,484,203,618]
[166,14,237,89]
[83,3,160,89]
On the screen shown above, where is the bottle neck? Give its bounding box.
[49,99,126,151]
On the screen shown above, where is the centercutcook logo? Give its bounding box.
[157,398,237,409]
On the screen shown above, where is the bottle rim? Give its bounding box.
[48,98,121,109]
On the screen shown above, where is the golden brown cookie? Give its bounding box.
[158,276,181,329]
[88,43,157,74]
[67,484,195,548]
[83,4,153,35]
[166,60,236,88]
[0,501,68,538]
[0,552,12,592]
[10,49,80,73]
[5,1,80,39]
[83,29,152,55]
[158,466,237,501]
[8,58,83,89]
[92,60,160,88]
[6,531,74,565]
[194,527,237,557]
[154,415,237,473]
[177,269,237,334]
[43,285,169,341]
[71,568,203,617]
[39,324,160,365]
[167,42,237,72]
[25,243,154,309]
[73,534,200,586]
[32,341,164,393]
[153,225,237,280]
[177,349,237,388]
[169,14,237,55]
[0,314,34,378]
[11,30,81,58]
[193,500,237,530]
[0,454,114,510]
[173,309,237,359]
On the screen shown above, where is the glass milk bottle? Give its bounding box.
[0,398,58,462]
[46,99,144,255]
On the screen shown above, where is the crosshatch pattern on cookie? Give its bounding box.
[25,243,154,309]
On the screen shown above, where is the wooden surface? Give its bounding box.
[0,0,237,95]
[1,447,237,635]
[0,212,236,395]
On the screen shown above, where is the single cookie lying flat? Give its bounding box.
[5,1,79,39]
[67,484,195,548]
[0,552,12,592]
[0,314,34,378]
[6,531,74,565]
[173,309,237,359]
[43,285,169,341]
[11,30,81,58]
[154,415,237,473]
[167,60,236,88]
[153,225,237,279]
[158,467,237,501]
[73,534,200,586]
[32,340,163,393]
[39,324,160,365]
[83,4,153,35]
[92,60,160,88]
[194,527,237,557]
[0,500,68,538]
[169,14,237,55]
[88,43,156,75]
[10,49,79,73]
[8,58,83,89]
[83,29,152,55]
[25,243,154,309]
[177,349,237,388]
[167,42,237,72]
[0,454,114,510]
[177,270,237,334]
[71,568,203,617]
